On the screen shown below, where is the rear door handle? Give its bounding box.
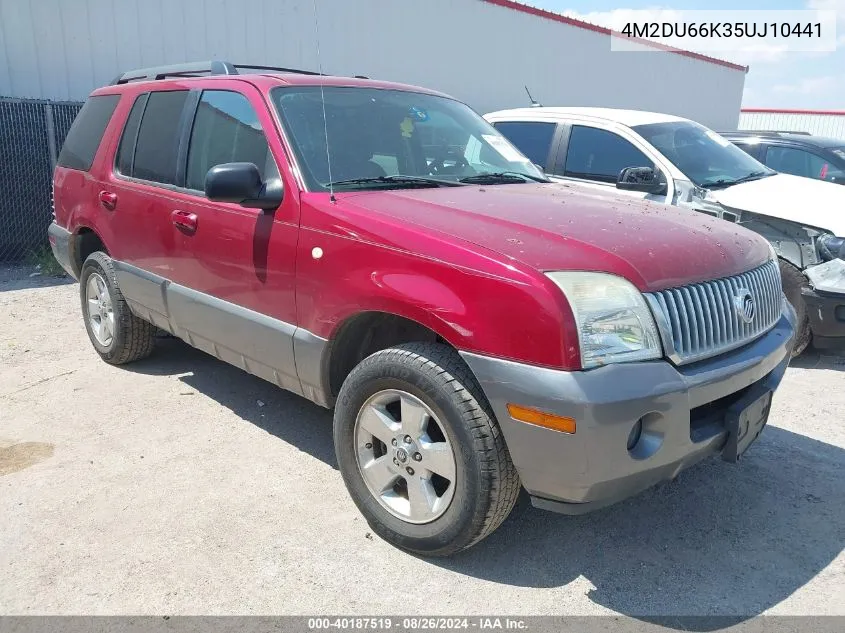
[171,209,198,234]
[99,191,117,211]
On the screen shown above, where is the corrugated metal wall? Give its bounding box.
[739,111,845,140]
[0,0,746,129]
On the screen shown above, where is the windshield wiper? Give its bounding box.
[326,175,464,189]
[459,171,550,184]
[700,170,774,189]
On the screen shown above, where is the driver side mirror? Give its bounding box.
[205,162,283,211]
[616,166,667,195]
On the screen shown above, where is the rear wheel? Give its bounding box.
[80,251,156,364]
[779,259,811,357]
[334,342,520,556]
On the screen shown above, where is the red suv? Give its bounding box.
[49,62,796,556]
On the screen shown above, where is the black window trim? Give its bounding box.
[114,92,149,179]
[549,123,572,176]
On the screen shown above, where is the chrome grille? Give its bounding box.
[646,260,783,365]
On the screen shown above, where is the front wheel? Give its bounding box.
[333,342,520,556]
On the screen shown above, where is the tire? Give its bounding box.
[334,342,520,557]
[79,251,156,365]
[778,259,812,357]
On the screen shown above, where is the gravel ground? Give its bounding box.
[1,267,843,619]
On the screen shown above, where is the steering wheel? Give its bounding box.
[428,147,470,176]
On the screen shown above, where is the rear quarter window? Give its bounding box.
[56,95,120,171]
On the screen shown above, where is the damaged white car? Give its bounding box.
[485,107,845,355]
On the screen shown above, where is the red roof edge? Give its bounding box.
[742,108,845,116]
[481,0,748,73]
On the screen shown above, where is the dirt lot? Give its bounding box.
[1,266,843,618]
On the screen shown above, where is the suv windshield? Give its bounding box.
[271,87,546,192]
[633,121,776,188]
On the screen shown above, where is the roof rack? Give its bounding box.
[728,130,812,137]
[111,60,338,85]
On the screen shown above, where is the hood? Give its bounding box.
[711,173,845,236]
[342,183,770,292]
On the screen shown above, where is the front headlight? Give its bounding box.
[817,234,845,261]
[546,272,663,369]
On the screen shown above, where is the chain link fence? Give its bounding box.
[0,97,82,262]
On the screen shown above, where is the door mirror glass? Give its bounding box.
[205,162,283,210]
[616,166,667,195]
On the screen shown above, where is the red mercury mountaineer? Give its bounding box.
[49,62,796,556]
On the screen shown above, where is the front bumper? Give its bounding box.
[47,222,76,279]
[460,306,795,515]
[802,286,845,351]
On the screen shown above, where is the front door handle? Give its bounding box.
[171,209,198,234]
[99,191,117,211]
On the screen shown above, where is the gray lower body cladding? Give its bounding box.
[460,305,796,515]
[111,260,330,406]
[48,222,76,279]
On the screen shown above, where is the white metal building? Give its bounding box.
[0,0,748,129]
[739,109,845,141]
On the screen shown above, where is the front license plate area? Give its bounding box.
[722,389,772,463]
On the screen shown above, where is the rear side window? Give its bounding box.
[564,125,653,183]
[132,90,190,184]
[765,146,838,181]
[185,90,277,191]
[493,121,556,167]
[115,93,148,176]
[57,95,120,171]
[732,141,762,160]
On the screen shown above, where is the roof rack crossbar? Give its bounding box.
[111,60,239,85]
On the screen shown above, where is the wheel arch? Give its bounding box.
[70,226,109,277]
[315,311,469,407]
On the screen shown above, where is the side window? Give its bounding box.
[115,93,148,176]
[765,146,829,180]
[132,90,190,185]
[57,95,120,171]
[733,142,762,160]
[186,90,277,192]
[564,125,654,183]
[492,121,556,167]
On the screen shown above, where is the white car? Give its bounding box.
[484,106,845,355]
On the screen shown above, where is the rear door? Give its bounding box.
[107,88,194,283]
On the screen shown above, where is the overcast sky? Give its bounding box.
[525,0,845,109]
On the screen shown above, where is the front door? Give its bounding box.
[161,82,303,392]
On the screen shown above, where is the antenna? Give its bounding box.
[525,85,542,108]
[312,0,335,203]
